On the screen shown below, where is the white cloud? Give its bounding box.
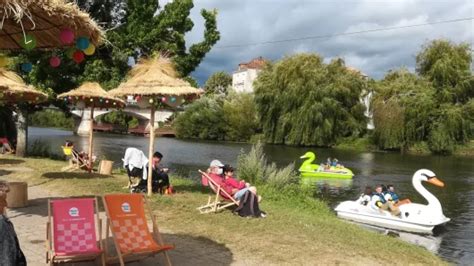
[184,0,473,83]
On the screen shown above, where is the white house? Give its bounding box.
[232,57,267,93]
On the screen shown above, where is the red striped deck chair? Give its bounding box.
[102,194,174,266]
[197,170,239,214]
[46,197,104,265]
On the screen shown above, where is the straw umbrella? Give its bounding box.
[109,57,201,196]
[0,68,48,156]
[58,82,125,172]
[0,0,103,50]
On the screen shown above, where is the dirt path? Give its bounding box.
[3,165,257,266]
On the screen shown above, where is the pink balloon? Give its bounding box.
[60,29,75,45]
[50,56,61,68]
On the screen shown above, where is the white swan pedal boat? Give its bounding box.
[335,169,450,234]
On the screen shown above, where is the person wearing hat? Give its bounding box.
[371,184,400,216]
[208,159,225,176]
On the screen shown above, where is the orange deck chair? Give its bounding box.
[197,170,239,214]
[46,197,105,265]
[102,194,174,266]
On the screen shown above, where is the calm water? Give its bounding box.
[28,127,474,264]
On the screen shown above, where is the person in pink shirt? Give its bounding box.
[223,165,260,201]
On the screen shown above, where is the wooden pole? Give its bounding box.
[88,106,94,173]
[147,106,155,197]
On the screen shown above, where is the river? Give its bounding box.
[28,127,473,264]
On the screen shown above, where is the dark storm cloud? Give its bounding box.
[179,0,473,84]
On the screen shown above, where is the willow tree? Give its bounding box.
[253,54,367,146]
[372,40,473,154]
[372,69,434,150]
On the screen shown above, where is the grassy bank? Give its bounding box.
[0,155,446,265]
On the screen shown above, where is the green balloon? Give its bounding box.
[21,34,37,51]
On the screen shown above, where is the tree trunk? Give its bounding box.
[15,109,28,157]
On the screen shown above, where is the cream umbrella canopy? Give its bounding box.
[0,68,48,156]
[58,82,125,172]
[0,68,47,103]
[109,57,201,196]
[0,0,103,50]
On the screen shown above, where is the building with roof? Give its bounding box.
[232,57,267,93]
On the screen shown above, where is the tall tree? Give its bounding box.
[253,54,367,147]
[204,71,232,95]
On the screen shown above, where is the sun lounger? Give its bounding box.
[46,197,105,265]
[102,194,174,265]
[61,146,94,172]
[197,170,239,214]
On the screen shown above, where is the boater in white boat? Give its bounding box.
[371,184,400,216]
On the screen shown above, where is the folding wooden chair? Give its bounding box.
[102,194,174,266]
[61,146,90,172]
[197,170,240,214]
[46,197,105,266]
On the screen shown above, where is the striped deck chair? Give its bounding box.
[46,198,105,265]
[102,194,174,266]
[197,170,239,214]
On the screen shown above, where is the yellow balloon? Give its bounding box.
[0,55,9,67]
[84,44,96,56]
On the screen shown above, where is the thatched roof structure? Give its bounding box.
[0,0,103,50]
[0,68,47,103]
[57,82,125,108]
[109,57,201,97]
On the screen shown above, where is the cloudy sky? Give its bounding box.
[174,0,472,84]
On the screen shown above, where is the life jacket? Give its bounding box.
[373,192,386,204]
[387,191,399,202]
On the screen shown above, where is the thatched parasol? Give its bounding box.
[0,68,47,103]
[109,57,201,196]
[0,0,103,50]
[58,82,125,172]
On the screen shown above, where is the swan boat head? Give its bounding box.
[299,152,318,172]
[399,169,450,225]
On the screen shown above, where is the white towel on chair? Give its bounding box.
[122,147,148,180]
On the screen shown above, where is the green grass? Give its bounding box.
[334,137,376,152]
[0,155,446,265]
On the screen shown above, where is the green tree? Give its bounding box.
[416,39,473,104]
[173,96,227,140]
[372,40,473,154]
[204,71,232,95]
[253,54,367,146]
[222,92,259,141]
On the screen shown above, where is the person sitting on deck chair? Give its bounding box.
[0,137,14,154]
[222,164,261,202]
[371,184,400,216]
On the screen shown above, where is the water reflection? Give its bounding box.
[27,127,474,264]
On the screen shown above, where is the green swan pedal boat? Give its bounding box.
[299,152,354,179]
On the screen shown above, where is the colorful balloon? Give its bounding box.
[76,37,90,50]
[21,34,36,51]
[49,56,61,68]
[59,29,75,45]
[66,48,75,59]
[170,97,176,103]
[161,97,167,102]
[84,44,96,55]
[72,50,85,63]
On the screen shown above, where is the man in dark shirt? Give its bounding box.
[151,152,170,194]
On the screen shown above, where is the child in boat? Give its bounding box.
[222,164,260,201]
[356,186,372,206]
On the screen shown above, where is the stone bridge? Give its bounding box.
[71,107,173,135]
